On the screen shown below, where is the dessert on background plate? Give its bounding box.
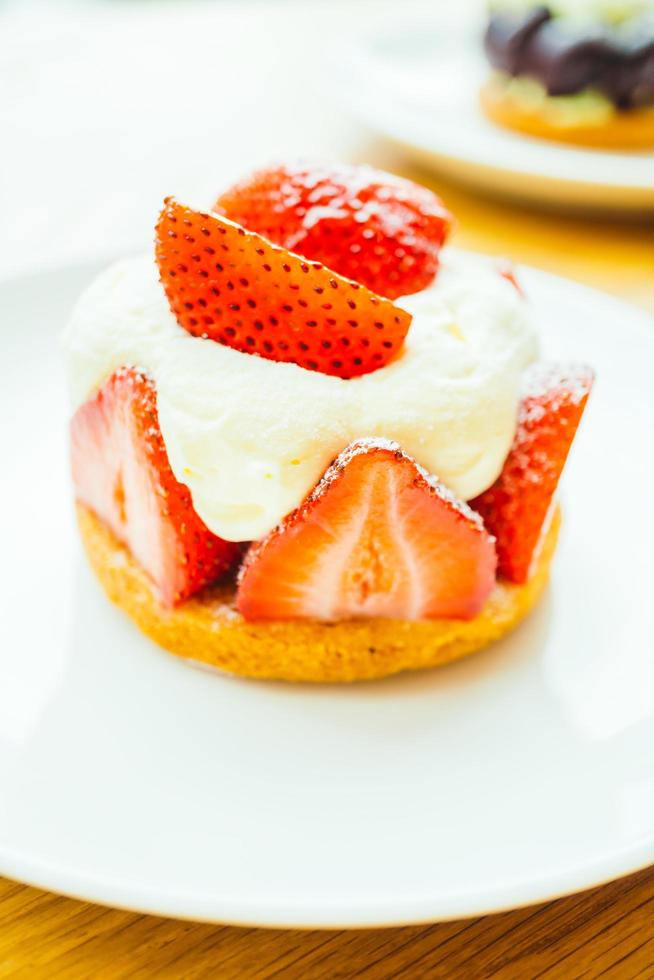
[482,0,654,147]
[64,163,593,683]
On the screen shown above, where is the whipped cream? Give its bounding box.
[63,252,538,542]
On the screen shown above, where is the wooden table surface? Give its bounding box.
[3,866,654,979]
[2,168,653,977]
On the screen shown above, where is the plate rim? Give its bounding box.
[1,836,653,928]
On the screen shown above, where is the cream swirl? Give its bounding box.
[63,251,538,541]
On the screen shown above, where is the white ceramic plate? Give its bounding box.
[1,259,653,928]
[335,14,654,213]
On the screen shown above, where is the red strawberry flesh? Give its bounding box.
[471,362,594,584]
[237,439,497,622]
[214,163,453,300]
[497,259,524,296]
[71,367,240,605]
[155,199,412,380]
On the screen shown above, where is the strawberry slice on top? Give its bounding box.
[471,363,594,585]
[71,367,240,606]
[237,439,497,622]
[214,163,453,300]
[155,199,412,380]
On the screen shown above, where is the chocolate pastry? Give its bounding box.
[484,6,654,109]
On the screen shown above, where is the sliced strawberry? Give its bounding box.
[471,363,594,584]
[214,163,453,300]
[155,199,412,380]
[237,439,497,622]
[71,367,240,606]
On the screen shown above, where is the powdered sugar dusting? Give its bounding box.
[522,363,595,407]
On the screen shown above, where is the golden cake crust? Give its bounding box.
[77,503,560,683]
[480,77,654,149]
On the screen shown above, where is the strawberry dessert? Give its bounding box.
[64,162,593,682]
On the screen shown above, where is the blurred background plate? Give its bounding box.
[334,10,654,214]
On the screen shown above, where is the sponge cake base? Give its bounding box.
[77,503,560,683]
